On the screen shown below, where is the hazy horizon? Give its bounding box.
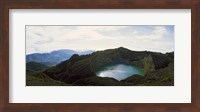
[26,47,175,55]
[26,25,174,54]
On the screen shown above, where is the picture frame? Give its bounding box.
[0,0,200,112]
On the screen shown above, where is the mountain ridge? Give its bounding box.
[26,49,95,66]
[42,47,174,85]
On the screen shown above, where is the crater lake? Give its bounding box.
[96,63,144,81]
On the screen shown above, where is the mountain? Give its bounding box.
[26,62,70,86]
[41,47,174,86]
[26,49,95,66]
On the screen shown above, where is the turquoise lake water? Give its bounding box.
[96,64,144,81]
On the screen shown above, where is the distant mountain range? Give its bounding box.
[26,49,95,66]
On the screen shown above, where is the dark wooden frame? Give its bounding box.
[0,0,200,112]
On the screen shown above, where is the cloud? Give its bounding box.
[26,25,174,54]
[34,37,54,45]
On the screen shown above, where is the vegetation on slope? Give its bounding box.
[26,73,70,86]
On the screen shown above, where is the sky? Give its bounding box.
[26,25,174,54]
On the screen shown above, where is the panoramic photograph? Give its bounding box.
[26,25,174,86]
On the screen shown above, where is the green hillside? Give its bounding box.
[26,61,70,86]
[26,61,49,72]
[26,73,71,86]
